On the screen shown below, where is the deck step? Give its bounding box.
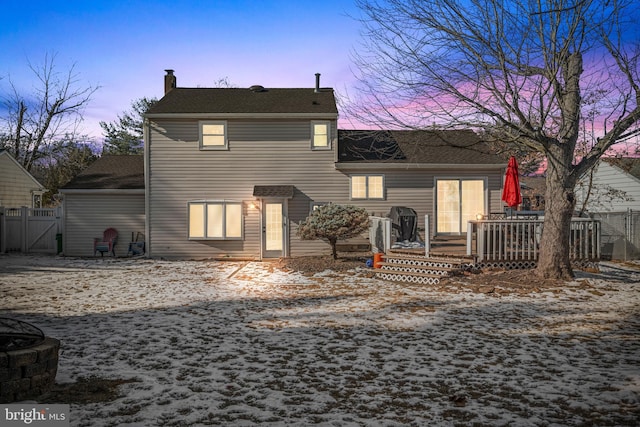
[375,253,474,285]
[383,256,467,268]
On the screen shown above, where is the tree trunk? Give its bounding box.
[329,237,338,260]
[535,155,577,280]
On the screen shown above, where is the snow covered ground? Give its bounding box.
[1,254,639,426]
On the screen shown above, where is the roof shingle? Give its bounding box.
[61,155,144,190]
[603,157,640,180]
[147,87,338,115]
[337,130,506,165]
[253,185,295,198]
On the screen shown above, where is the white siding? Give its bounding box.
[578,161,640,212]
[147,119,505,258]
[63,193,145,257]
[0,153,43,208]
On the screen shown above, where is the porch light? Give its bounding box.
[248,201,260,210]
[476,213,484,220]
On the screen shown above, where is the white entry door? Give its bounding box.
[436,179,485,234]
[262,202,286,258]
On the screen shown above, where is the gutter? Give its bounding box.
[335,162,506,171]
[59,189,145,195]
[145,112,338,120]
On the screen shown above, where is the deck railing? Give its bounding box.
[467,218,601,263]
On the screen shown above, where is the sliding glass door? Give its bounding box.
[436,179,485,234]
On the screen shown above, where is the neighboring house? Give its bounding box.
[143,70,506,260]
[520,176,546,211]
[576,157,640,260]
[59,155,145,257]
[0,149,46,208]
[577,157,640,212]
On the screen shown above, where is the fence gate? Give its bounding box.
[0,207,63,254]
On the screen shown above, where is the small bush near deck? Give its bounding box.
[297,203,370,260]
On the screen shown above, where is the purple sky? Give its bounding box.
[0,0,363,139]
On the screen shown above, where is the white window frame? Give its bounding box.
[350,175,385,200]
[199,120,228,150]
[310,121,331,150]
[188,200,243,240]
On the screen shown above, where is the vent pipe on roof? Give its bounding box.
[164,69,176,94]
[315,73,321,93]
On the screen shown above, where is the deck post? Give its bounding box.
[477,221,485,262]
[467,221,473,256]
[21,206,28,253]
[0,207,5,253]
[384,219,391,253]
[424,214,430,257]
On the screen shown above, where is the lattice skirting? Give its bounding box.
[383,266,450,276]
[376,272,441,285]
[474,260,599,270]
[475,260,538,270]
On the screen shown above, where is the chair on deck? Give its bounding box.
[94,228,118,256]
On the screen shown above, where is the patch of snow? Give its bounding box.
[1,254,638,426]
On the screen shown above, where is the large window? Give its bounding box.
[199,121,228,150]
[188,201,243,239]
[351,175,384,200]
[311,121,330,150]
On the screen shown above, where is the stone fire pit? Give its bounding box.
[0,318,60,403]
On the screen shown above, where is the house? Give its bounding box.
[59,155,145,257]
[520,175,546,211]
[0,149,46,208]
[576,157,640,212]
[574,156,640,260]
[142,70,507,260]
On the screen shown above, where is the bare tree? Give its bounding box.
[349,0,640,279]
[32,138,99,206]
[0,53,98,171]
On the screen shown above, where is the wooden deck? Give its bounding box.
[390,236,470,258]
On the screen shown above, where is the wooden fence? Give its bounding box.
[0,206,63,254]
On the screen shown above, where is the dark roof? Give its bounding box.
[337,130,506,165]
[61,155,144,190]
[147,87,338,115]
[603,157,640,180]
[253,185,295,198]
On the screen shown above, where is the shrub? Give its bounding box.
[297,204,370,259]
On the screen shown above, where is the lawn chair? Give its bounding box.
[127,232,145,256]
[94,228,118,257]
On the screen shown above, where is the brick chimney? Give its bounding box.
[164,69,176,94]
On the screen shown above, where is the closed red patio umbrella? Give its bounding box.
[502,156,522,208]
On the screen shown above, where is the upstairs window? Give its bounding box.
[351,175,385,200]
[311,121,330,150]
[188,201,243,240]
[200,121,228,150]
